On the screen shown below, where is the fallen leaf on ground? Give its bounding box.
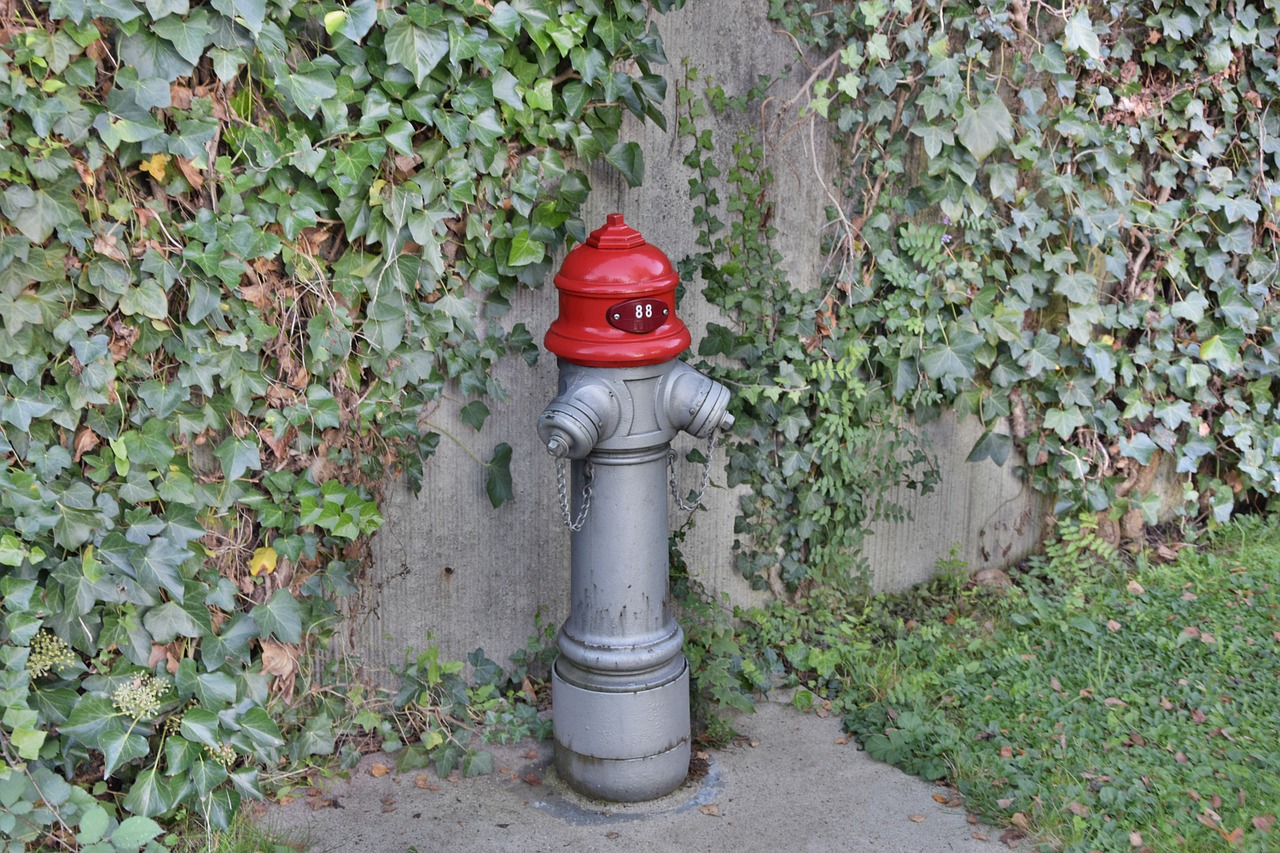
[1127,580,1145,595]
[414,774,438,791]
[524,749,538,759]
[1221,827,1244,844]
[1000,746,1014,758]
[998,798,1015,809]
[699,804,721,817]
[523,772,542,786]
[1010,812,1029,830]
[1000,827,1023,848]
[370,763,390,777]
[908,814,926,823]
[1107,619,1122,632]
[606,831,620,840]
[1253,815,1276,831]
[973,831,989,841]
[1068,802,1090,817]
[933,793,949,804]
[1130,831,1143,847]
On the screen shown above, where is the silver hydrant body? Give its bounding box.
[536,215,733,801]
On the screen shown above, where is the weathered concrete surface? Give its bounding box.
[261,697,1005,853]
[862,411,1044,593]
[351,0,1045,677]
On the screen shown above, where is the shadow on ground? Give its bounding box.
[261,698,1004,852]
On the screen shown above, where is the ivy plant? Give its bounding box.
[758,0,1280,547]
[0,0,683,844]
[677,68,940,594]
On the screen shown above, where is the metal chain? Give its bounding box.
[556,458,594,531]
[669,426,721,511]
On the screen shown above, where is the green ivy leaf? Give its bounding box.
[209,0,264,34]
[252,589,303,643]
[1043,406,1085,440]
[109,815,163,848]
[1119,432,1157,466]
[237,706,285,750]
[1062,8,1102,60]
[143,600,201,643]
[485,442,514,508]
[966,430,1013,466]
[1199,335,1240,370]
[605,141,644,187]
[460,400,490,431]
[507,230,545,267]
[215,436,261,482]
[149,9,210,65]
[121,769,174,818]
[0,185,81,243]
[101,727,150,777]
[385,18,449,86]
[955,97,1013,162]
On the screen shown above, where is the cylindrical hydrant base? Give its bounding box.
[552,662,691,802]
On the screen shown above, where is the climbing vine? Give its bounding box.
[677,69,939,595]
[0,0,680,844]
[759,0,1280,542]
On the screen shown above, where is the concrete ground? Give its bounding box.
[261,697,1006,853]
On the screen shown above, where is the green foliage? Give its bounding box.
[669,530,769,744]
[676,67,939,593]
[0,0,679,843]
[834,516,1280,852]
[768,0,1280,524]
[734,515,1280,850]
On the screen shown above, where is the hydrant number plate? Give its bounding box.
[606,297,669,335]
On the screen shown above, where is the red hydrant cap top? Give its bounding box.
[585,212,646,249]
[545,213,690,367]
[554,213,676,291]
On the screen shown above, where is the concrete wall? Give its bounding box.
[347,0,1045,678]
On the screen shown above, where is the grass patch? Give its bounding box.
[163,805,302,853]
[738,516,1280,852]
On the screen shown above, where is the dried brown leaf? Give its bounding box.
[1253,815,1276,832]
[73,427,100,462]
[908,814,927,823]
[175,155,204,188]
[260,641,296,678]
[699,804,721,817]
[1010,812,1029,830]
[370,763,391,778]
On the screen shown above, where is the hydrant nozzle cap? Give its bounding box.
[585,213,645,250]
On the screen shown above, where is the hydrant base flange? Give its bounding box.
[552,663,691,802]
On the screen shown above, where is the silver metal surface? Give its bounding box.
[536,358,731,802]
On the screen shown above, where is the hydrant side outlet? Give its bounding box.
[536,215,733,803]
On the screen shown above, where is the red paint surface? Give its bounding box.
[545,214,691,367]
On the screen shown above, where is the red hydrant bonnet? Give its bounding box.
[544,214,692,367]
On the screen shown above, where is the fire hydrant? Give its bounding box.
[536,214,733,802]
